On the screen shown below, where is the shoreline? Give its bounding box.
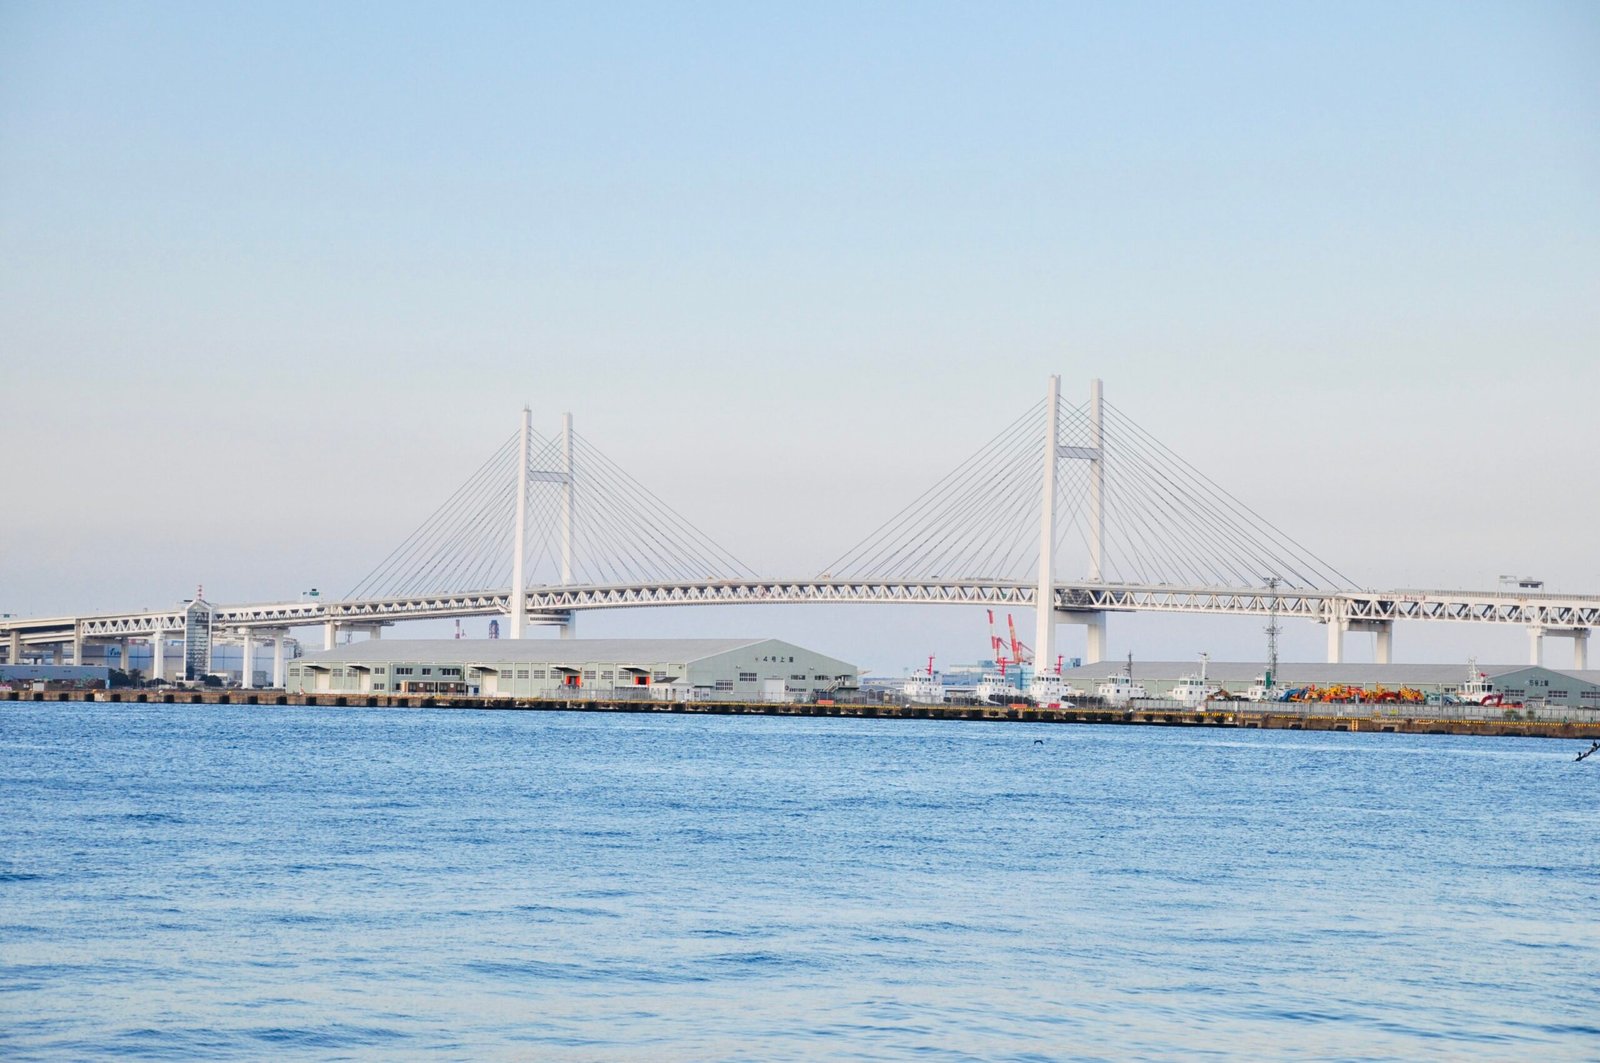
[6,688,1598,740]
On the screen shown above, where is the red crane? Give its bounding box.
[987,610,1034,672]
[1007,613,1033,665]
[986,610,1005,662]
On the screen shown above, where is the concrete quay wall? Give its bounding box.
[5,688,1599,740]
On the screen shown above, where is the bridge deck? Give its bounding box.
[4,579,1597,645]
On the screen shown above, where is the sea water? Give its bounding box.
[2,702,1596,1060]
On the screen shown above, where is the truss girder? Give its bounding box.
[518,580,1039,611]
[3,613,190,645]
[6,581,1598,646]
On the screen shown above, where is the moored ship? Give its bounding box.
[976,669,1023,705]
[1453,657,1514,707]
[903,657,947,704]
[1028,670,1082,708]
[1169,653,1221,707]
[1095,663,1149,707]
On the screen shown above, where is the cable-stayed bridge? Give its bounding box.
[5,377,1595,684]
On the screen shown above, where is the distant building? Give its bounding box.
[52,639,305,687]
[1058,660,1600,707]
[285,638,859,701]
[0,664,110,690]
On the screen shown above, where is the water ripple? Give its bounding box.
[1,702,1595,1059]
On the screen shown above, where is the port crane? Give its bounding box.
[986,610,1068,681]
[987,609,1029,670]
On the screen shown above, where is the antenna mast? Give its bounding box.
[1264,576,1281,686]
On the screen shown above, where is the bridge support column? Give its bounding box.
[1346,619,1393,664]
[1056,611,1107,666]
[241,634,255,689]
[1533,627,1589,670]
[151,633,165,682]
[10,629,22,665]
[560,615,576,640]
[1528,626,1544,667]
[1325,619,1346,664]
[324,622,338,651]
[120,637,135,674]
[72,625,84,667]
[273,632,286,688]
[1083,612,1106,665]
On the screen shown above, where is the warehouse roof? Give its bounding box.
[294,637,836,667]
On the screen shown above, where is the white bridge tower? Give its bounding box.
[508,408,576,639]
[1036,375,1109,669]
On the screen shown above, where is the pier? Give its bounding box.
[8,688,1597,740]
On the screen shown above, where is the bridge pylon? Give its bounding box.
[1038,375,1108,667]
[346,406,750,615]
[509,408,576,639]
[510,406,531,639]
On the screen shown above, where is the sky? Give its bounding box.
[2,1,1597,674]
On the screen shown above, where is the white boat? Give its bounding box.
[1170,653,1221,707]
[976,671,1023,705]
[1454,657,1503,706]
[1095,671,1148,707]
[1242,675,1276,702]
[1027,671,1080,708]
[903,658,946,704]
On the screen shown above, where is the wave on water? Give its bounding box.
[1,703,1595,1059]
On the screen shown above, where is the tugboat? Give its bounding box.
[902,656,946,704]
[1095,655,1149,707]
[1169,653,1220,707]
[1453,657,1504,706]
[976,663,1023,705]
[1243,675,1277,702]
[1027,670,1080,709]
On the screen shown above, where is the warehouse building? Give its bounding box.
[285,637,859,702]
[0,664,111,691]
[1056,660,1600,707]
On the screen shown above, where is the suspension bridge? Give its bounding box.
[5,377,1595,685]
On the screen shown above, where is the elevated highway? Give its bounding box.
[5,579,1593,682]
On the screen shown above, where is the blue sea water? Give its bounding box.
[1,702,1596,1060]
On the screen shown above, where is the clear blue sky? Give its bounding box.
[3,2,1596,669]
